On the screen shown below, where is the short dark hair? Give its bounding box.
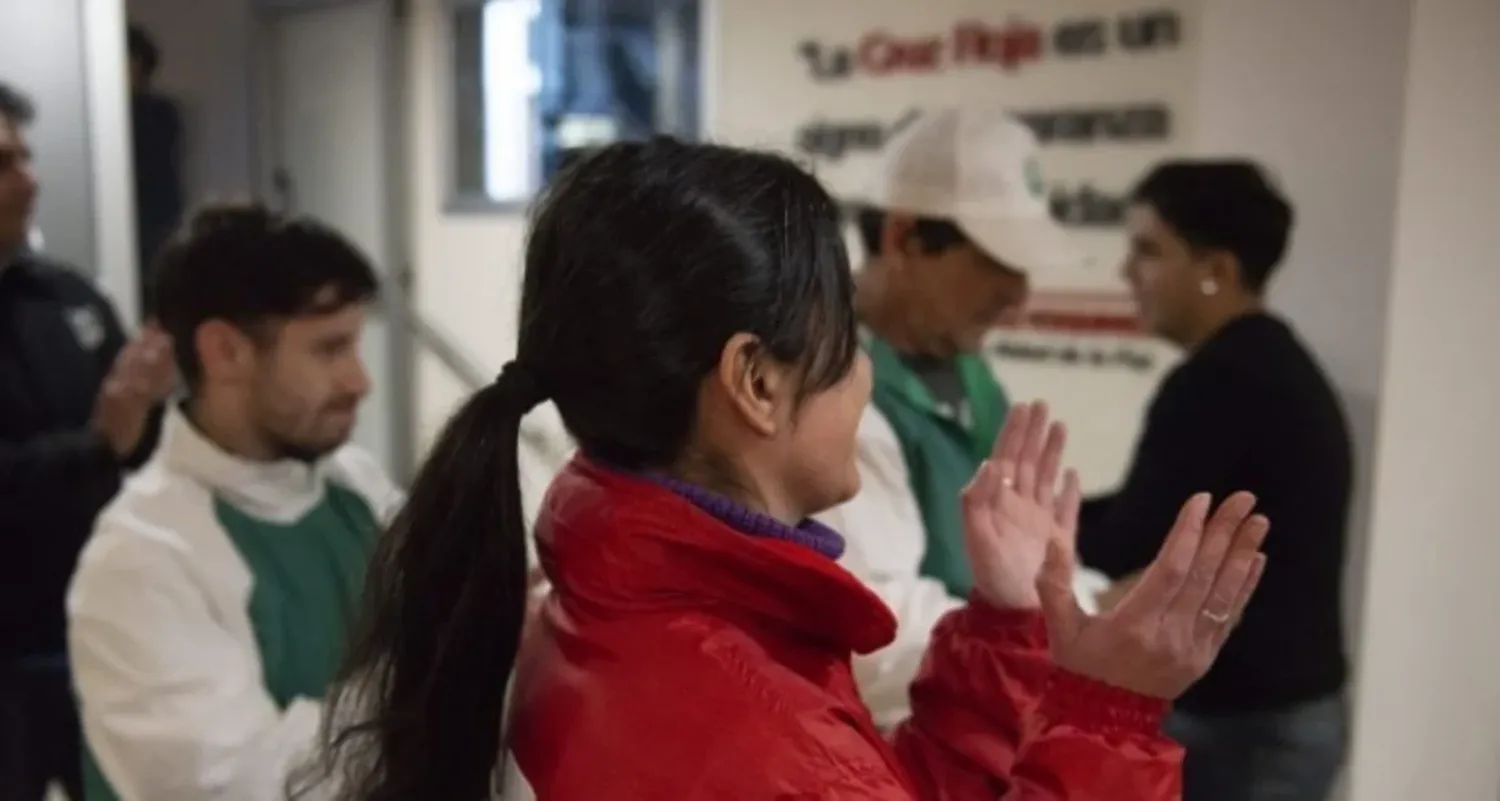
[313,138,859,801]
[127,24,160,77]
[1130,159,1294,292]
[152,202,379,386]
[855,206,971,257]
[0,82,36,126]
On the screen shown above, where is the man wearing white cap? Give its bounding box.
[818,106,1104,728]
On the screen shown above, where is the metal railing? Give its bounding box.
[382,289,490,392]
[381,284,556,464]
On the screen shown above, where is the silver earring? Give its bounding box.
[1200,278,1219,296]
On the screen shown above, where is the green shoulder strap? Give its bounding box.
[956,352,1008,460]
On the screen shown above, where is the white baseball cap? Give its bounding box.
[865,106,1079,281]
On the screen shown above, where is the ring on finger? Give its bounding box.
[1200,608,1231,625]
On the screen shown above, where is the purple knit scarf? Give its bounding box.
[643,473,846,561]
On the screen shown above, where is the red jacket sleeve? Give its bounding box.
[891,603,1182,800]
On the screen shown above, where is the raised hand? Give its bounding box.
[962,402,1081,610]
[1037,492,1269,699]
[92,327,176,458]
[124,323,177,402]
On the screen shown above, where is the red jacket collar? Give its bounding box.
[536,456,896,655]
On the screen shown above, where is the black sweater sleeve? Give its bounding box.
[1078,495,1114,533]
[1076,362,1248,579]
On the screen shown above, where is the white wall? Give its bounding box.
[1350,0,1500,797]
[83,0,144,324]
[0,0,99,272]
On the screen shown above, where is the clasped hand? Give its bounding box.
[962,402,1268,700]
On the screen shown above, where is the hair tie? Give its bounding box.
[494,361,548,413]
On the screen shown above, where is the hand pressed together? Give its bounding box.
[961,402,1078,610]
[962,400,1269,701]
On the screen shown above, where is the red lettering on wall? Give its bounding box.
[951,22,989,65]
[1005,311,1142,335]
[856,31,944,75]
[951,19,1043,70]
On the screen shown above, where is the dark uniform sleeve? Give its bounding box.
[0,430,123,522]
[1077,363,1249,579]
[0,274,162,527]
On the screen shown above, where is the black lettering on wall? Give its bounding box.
[1018,104,1171,144]
[796,109,921,161]
[799,103,1172,161]
[991,339,1157,372]
[1116,10,1181,52]
[1050,184,1128,227]
[798,120,885,161]
[1052,19,1108,58]
[797,41,854,81]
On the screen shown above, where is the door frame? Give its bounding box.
[247,0,417,481]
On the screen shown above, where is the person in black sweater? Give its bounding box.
[1077,160,1352,801]
[0,82,173,801]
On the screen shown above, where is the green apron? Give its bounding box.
[866,337,1009,597]
[82,483,379,801]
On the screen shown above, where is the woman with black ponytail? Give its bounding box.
[312,139,1269,800]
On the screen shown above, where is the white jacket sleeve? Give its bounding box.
[69,523,327,801]
[330,445,407,525]
[817,407,963,729]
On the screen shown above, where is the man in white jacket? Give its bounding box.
[818,107,1109,728]
[67,204,403,801]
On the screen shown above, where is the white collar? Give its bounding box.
[159,406,332,523]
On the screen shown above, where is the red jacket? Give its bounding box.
[510,458,1182,799]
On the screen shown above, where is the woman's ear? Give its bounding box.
[715,332,789,438]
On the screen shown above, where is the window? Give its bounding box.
[448,0,703,209]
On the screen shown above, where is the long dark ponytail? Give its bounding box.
[306,364,545,801]
[302,136,859,800]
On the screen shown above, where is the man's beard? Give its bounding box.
[261,417,352,463]
[269,436,342,464]
[252,390,361,463]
